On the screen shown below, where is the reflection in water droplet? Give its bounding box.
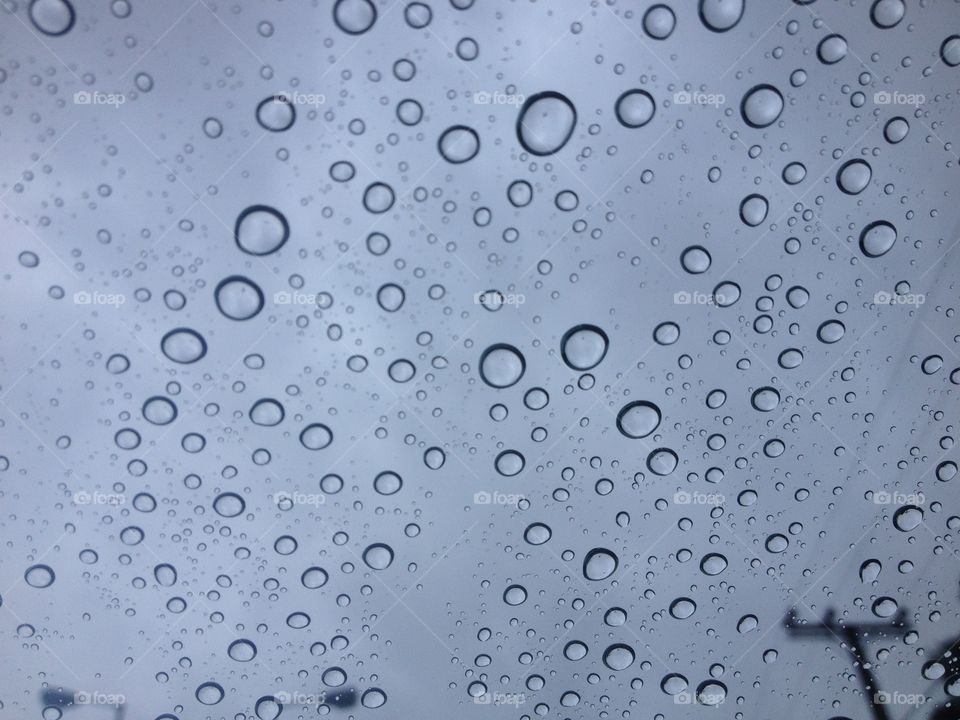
[438,125,480,163]
[24,564,55,588]
[893,504,923,532]
[583,548,618,581]
[646,447,678,475]
[250,398,285,426]
[29,0,75,36]
[503,584,527,605]
[228,639,257,662]
[516,91,577,156]
[561,324,609,371]
[235,205,290,256]
[495,450,525,476]
[817,320,846,344]
[669,597,697,619]
[615,89,656,128]
[300,423,334,450]
[215,275,264,320]
[256,94,296,132]
[161,328,207,364]
[363,543,394,569]
[751,387,780,412]
[700,553,727,576]
[603,643,635,670]
[333,0,377,34]
[859,220,897,258]
[196,682,225,705]
[213,492,245,518]
[643,4,676,39]
[616,401,661,438]
[741,84,784,128]
[479,344,526,388]
[836,159,872,195]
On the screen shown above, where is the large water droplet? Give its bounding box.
[741,84,784,128]
[215,276,264,320]
[235,205,290,256]
[561,324,609,371]
[699,0,744,32]
[583,548,618,581]
[479,344,526,388]
[516,91,577,156]
[616,401,661,438]
[859,220,897,258]
[161,328,207,364]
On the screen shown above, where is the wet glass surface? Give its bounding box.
[1,1,960,718]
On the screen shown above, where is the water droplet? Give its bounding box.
[160,328,207,364]
[24,564,55,588]
[615,89,656,128]
[583,548,618,581]
[333,0,377,34]
[561,324,609,370]
[643,4,676,39]
[516,91,577,156]
[699,0,743,32]
[603,643,635,670]
[235,205,290,256]
[29,0,75,36]
[700,553,727,576]
[363,543,394,569]
[196,682,225,705]
[836,159,872,195]
[893,504,923,532]
[438,125,480,163]
[256,95,296,132]
[646,447,678,475]
[213,492,245,518]
[669,597,697,619]
[817,320,846,344]
[214,275,264,321]
[859,220,897,258]
[616,401,662,438]
[503,584,527,605]
[479,344,526,388]
[228,639,257,662]
[494,449,525,476]
[300,423,334,450]
[741,84,784,128]
[524,522,552,545]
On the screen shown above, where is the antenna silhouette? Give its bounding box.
[784,607,910,720]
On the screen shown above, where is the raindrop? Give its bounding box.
[516,91,577,156]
